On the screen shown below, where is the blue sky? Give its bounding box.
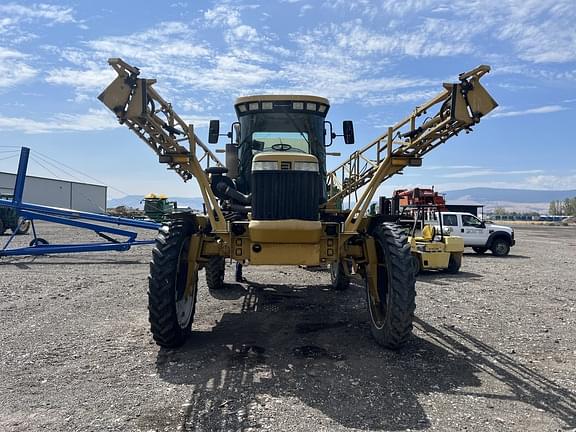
[0,0,575,199]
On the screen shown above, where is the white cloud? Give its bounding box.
[299,5,313,15]
[0,47,36,89]
[491,105,567,118]
[43,18,279,104]
[204,5,240,27]
[321,0,576,64]
[331,19,473,58]
[0,108,214,134]
[203,3,262,44]
[45,67,116,92]
[0,3,76,24]
[442,169,545,179]
[525,174,576,190]
[421,165,483,170]
[40,1,572,122]
[0,2,77,40]
[0,109,119,134]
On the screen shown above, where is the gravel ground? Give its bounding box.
[0,223,575,432]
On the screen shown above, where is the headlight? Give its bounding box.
[252,161,278,171]
[293,161,318,172]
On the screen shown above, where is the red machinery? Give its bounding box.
[393,187,447,210]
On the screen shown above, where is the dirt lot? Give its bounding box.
[0,223,575,431]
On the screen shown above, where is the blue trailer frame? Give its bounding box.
[0,147,161,257]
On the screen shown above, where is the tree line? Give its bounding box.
[549,197,576,216]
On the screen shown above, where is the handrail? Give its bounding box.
[324,65,498,234]
[99,58,227,233]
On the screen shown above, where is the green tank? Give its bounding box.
[143,194,177,222]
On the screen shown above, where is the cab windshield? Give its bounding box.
[251,131,309,153]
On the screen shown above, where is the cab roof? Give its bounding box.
[235,95,330,106]
[234,95,330,117]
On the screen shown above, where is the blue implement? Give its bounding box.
[0,147,162,257]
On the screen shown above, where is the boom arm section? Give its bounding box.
[98,58,227,233]
[326,65,498,234]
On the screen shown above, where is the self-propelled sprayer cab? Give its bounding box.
[208,95,354,221]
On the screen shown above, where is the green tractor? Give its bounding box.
[142,193,177,222]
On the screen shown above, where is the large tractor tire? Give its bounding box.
[148,219,199,348]
[330,261,351,290]
[365,223,416,349]
[490,238,510,256]
[446,253,462,274]
[472,246,487,254]
[205,256,226,290]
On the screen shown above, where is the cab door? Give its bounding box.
[441,213,459,236]
[459,214,488,246]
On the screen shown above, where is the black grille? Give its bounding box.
[252,171,319,220]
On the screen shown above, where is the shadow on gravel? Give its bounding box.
[151,283,576,431]
[416,318,576,428]
[463,253,531,259]
[152,282,477,431]
[418,270,483,280]
[416,271,483,287]
[0,258,146,268]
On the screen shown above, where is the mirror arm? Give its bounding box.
[324,121,334,147]
[228,121,241,146]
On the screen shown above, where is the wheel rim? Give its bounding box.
[174,242,195,329]
[494,241,507,255]
[367,243,390,329]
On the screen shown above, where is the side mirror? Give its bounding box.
[208,120,220,144]
[343,120,355,144]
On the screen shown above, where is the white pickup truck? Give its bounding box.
[434,212,515,256]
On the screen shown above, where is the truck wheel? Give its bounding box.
[330,261,350,290]
[472,246,487,254]
[148,220,199,348]
[490,238,510,257]
[366,223,416,349]
[446,253,462,274]
[205,256,226,290]
[0,219,5,235]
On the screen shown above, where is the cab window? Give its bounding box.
[462,214,483,227]
[251,132,309,153]
[443,214,458,226]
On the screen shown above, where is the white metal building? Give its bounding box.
[0,172,107,214]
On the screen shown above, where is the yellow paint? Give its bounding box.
[248,219,322,243]
[249,243,321,265]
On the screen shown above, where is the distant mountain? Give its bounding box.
[108,188,576,214]
[108,195,204,210]
[444,188,576,204]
